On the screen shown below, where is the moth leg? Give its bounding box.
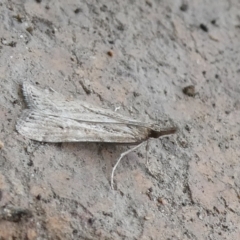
[144,139,156,180]
[145,139,150,166]
[111,142,145,190]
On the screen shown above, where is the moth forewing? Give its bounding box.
[16,110,155,143]
[22,82,151,126]
[16,83,177,189]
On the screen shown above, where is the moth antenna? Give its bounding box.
[111,142,145,190]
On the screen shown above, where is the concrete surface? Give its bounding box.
[0,0,240,239]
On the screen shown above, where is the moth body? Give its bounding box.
[16,83,177,143]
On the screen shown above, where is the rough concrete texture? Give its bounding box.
[0,0,240,239]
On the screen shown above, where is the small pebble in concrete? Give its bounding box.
[182,85,196,97]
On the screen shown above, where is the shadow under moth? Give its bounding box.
[16,82,177,189]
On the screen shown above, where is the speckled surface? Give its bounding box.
[0,0,240,239]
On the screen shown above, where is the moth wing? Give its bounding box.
[22,82,149,126]
[16,110,149,143]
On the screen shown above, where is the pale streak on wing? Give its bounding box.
[22,82,151,127]
[16,110,149,143]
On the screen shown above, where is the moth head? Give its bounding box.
[148,127,177,139]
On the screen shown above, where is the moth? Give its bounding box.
[16,82,177,189]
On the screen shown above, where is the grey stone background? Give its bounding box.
[0,0,240,239]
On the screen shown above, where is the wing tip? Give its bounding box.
[16,109,32,134]
[21,82,37,109]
